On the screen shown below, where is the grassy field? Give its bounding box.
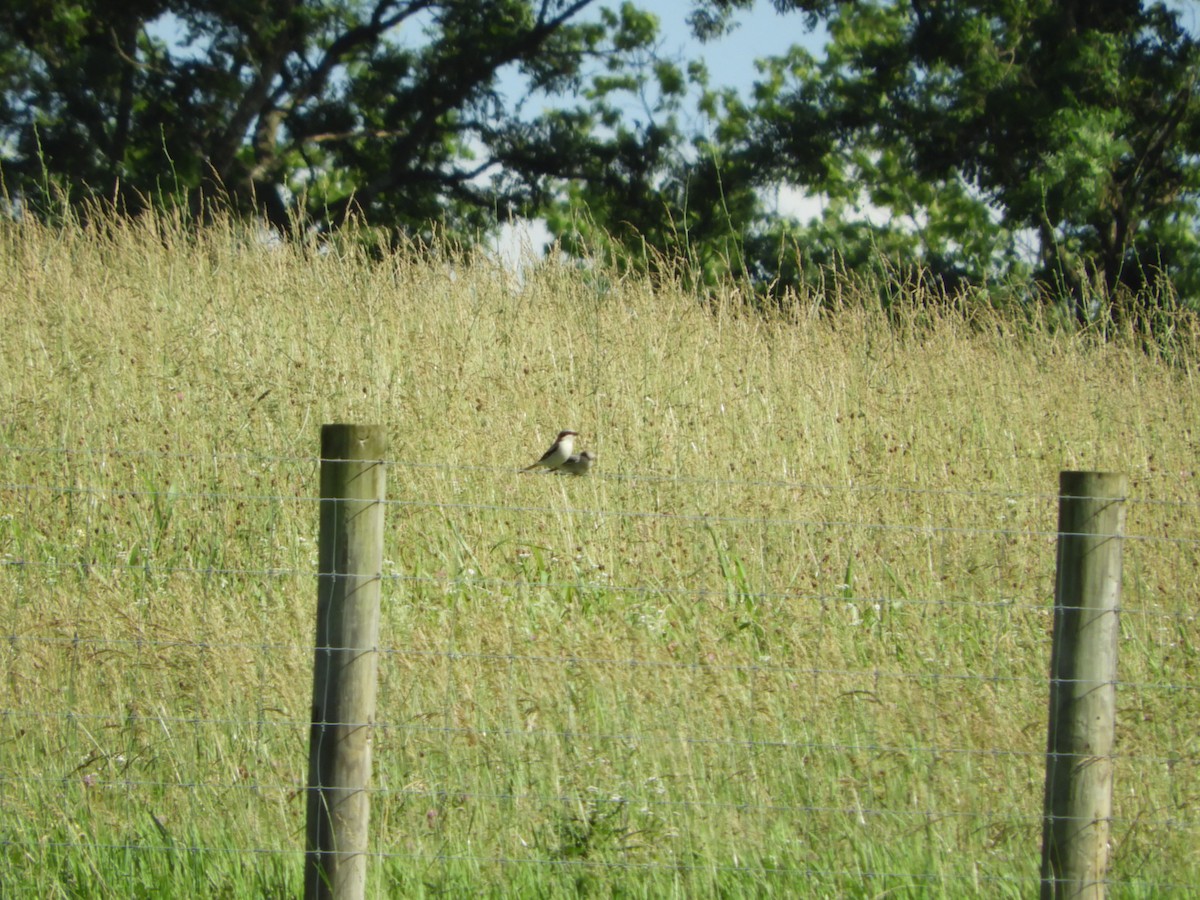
[1,210,1197,897]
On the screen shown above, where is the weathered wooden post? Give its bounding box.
[306,424,386,900]
[1040,471,1126,900]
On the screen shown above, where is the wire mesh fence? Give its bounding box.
[1,443,1197,895]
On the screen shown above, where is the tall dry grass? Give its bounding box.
[0,210,1197,896]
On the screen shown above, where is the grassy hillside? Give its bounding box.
[1,212,1197,897]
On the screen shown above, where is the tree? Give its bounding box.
[0,0,662,236]
[4,0,1196,321]
[696,0,1200,313]
[539,52,770,291]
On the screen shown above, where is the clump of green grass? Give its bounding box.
[0,209,1197,896]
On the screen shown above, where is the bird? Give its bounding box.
[556,450,594,475]
[521,430,577,472]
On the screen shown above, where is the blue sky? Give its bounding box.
[493,0,1199,261]
[493,2,828,125]
[147,0,1198,260]
[492,2,834,260]
[631,1,828,95]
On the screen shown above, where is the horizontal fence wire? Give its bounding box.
[1,444,1197,893]
[2,705,1197,770]
[0,835,1191,898]
[3,631,1198,694]
[2,559,1198,621]
[2,763,1193,824]
[5,440,1200,506]
[2,484,1198,543]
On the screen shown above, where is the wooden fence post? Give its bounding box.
[1040,471,1126,900]
[306,424,387,900]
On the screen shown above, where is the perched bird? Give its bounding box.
[557,450,594,476]
[521,430,577,472]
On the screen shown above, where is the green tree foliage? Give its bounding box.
[2,0,1196,319]
[541,49,767,291]
[0,0,661,236]
[693,0,1200,313]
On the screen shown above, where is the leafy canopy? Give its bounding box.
[0,0,661,237]
[1,0,1197,315]
[683,0,1200,310]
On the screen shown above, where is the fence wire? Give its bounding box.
[1,445,1197,894]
